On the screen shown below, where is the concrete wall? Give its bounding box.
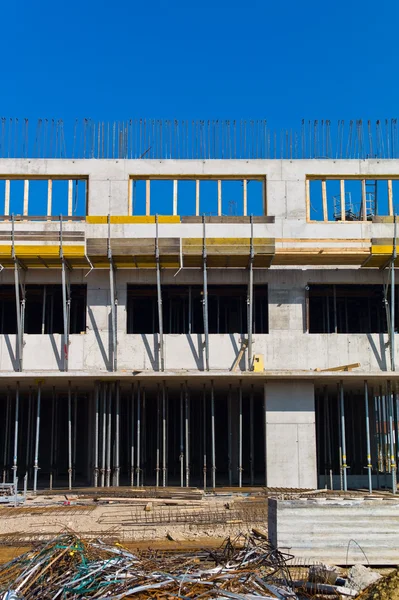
[268,497,399,564]
[265,382,317,488]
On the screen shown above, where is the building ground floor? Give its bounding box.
[0,374,398,494]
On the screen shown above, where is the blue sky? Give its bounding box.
[2,0,399,125]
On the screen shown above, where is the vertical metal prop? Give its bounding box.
[247,215,254,370]
[238,380,243,488]
[185,381,190,487]
[202,216,210,371]
[155,216,164,372]
[33,383,41,493]
[264,386,267,486]
[115,381,120,486]
[49,388,55,490]
[12,215,25,372]
[162,381,166,487]
[179,384,184,488]
[136,383,141,487]
[388,381,397,493]
[108,215,117,372]
[60,215,71,372]
[156,384,160,487]
[101,384,106,487]
[130,384,135,487]
[211,380,216,488]
[94,382,99,487]
[250,385,254,486]
[3,391,10,483]
[364,381,373,494]
[340,381,348,492]
[73,388,77,483]
[106,384,112,487]
[228,385,232,486]
[68,381,72,491]
[203,384,207,490]
[12,383,19,490]
[391,216,396,372]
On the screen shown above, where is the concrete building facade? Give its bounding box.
[0,157,398,492]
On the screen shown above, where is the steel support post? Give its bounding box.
[364,381,373,494]
[94,382,99,487]
[114,381,120,487]
[33,383,41,493]
[391,216,397,372]
[264,387,267,486]
[247,215,254,370]
[3,391,10,483]
[130,384,135,487]
[73,388,77,483]
[12,215,25,372]
[156,384,160,487]
[68,381,72,490]
[340,381,348,492]
[12,383,19,490]
[136,383,141,487]
[60,216,71,372]
[155,215,164,372]
[228,384,232,486]
[203,384,207,490]
[101,383,106,488]
[238,381,243,488]
[179,384,184,488]
[49,387,55,490]
[388,381,397,493]
[250,385,254,486]
[162,381,166,487]
[185,382,190,488]
[106,384,112,487]
[202,216,210,371]
[211,379,216,488]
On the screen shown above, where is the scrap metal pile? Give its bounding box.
[0,531,297,599]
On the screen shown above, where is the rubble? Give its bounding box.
[345,563,382,592]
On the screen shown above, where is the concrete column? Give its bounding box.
[264,381,317,489]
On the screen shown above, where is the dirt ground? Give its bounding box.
[360,570,399,600]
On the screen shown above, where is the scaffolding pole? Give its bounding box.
[12,215,25,372]
[264,386,267,486]
[130,384,135,487]
[68,381,72,491]
[33,382,41,493]
[340,381,348,492]
[247,215,254,370]
[155,215,164,372]
[388,381,397,493]
[211,379,216,488]
[202,216,210,371]
[94,382,99,487]
[179,384,184,488]
[391,216,397,372]
[203,384,207,490]
[12,383,19,490]
[185,381,190,488]
[228,384,232,486]
[49,387,56,490]
[162,381,166,487]
[107,215,118,372]
[156,384,160,487]
[72,388,77,483]
[114,381,120,487]
[101,383,106,488]
[238,380,243,488]
[364,380,372,494]
[250,385,254,486]
[60,215,71,372]
[136,383,141,487]
[3,391,9,483]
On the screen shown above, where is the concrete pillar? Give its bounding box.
[265,381,317,489]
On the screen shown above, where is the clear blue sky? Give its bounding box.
[2,0,398,127]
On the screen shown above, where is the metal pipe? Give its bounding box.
[162,381,166,487]
[155,215,164,371]
[94,382,99,487]
[136,383,141,487]
[108,214,117,372]
[364,380,373,494]
[388,381,397,493]
[391,215,397,372]
[247,215,254,370]
[14,261,23,372]
[101,383,106,488]
[264,385,267,486]
[130,384,135,487]
[203,384,207,490]
[238,380,243,488]
[142,387,146,485]
[250,384,254,486]
[12,383,19,490]
[25,389,31,484]
[73,388,77,483]
[228,384,232,486]
[49,387,55,490]
[3,390,10,483]
[106,384,112,487]
[211,379,216,488]
[340,381,347,492]
[114,381,120,487]
[156,384,160,487]
[33,383,41,493]
[41,285,46,334]
[185,381,190,487]
[202,216,209,371]
[68,381,72,490]
[179,384,184,488]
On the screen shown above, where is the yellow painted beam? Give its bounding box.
[86,216,181,224]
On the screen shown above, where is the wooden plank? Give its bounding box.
[195,180,200,216]
[23,180,29,216]
[231,340,248,372]
[68,180,73,217]
[146,180,150,216]
[173,180,178,215]
[86,216,181,224]
[4,180,10,217]
[388,179,393,216]
[321,180,327,221]
[305,179,310,222]
[340,180,345,221]
[47,179,53,219]
[243,179,247,216]
[218,179,222,216]
[315,362,360,372]
[362,179,367,221]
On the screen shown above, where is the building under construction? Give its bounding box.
[1,118,399,493]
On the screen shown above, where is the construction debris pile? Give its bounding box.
[0,531,380,599]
